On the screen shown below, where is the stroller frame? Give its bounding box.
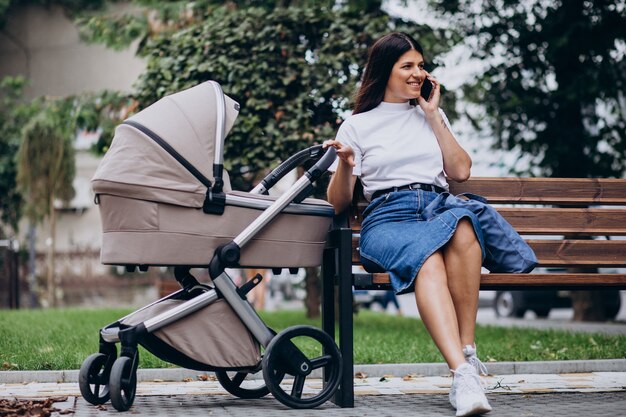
[79,81,341,411]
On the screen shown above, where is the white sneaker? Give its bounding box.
[451,363,492,417]
[449,345,489,409]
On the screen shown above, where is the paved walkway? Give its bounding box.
[2,369,625,416]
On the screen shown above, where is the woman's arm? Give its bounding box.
[323,140,357,214]
[418,73,472,182]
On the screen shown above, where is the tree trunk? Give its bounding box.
[27,224,39,308]
[7,243,20,309]
[570,289,609,322]
[304,266,321,319]
[47,194,57,307]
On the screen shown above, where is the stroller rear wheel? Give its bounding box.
[79,353,113,405]
[215,369,270,399]
[262,325,342,409]
[109,355,138,411]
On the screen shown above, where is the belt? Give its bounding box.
[371,182,446,200]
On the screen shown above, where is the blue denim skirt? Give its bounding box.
[359,189,485,295]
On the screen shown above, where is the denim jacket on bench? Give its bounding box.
[422,192,538,273]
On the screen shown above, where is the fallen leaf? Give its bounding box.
[183,377,194,382]
[198,374,209,381]
[0,398,69,416]
[354,371,367,379]
[49,397,68,402]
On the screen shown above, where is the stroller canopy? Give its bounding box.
[92,81,240,208]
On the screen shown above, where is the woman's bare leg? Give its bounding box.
[442,219,483,347]
[414,251,466,370]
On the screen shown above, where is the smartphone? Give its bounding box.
[420,78,433,101]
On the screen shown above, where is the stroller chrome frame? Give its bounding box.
[79,81,341,412]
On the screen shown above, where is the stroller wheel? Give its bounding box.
[215,369,271,399]
[109,356,138,411]
[79,353,113,405]
[262,325,342,409]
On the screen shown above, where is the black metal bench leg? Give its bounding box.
[335,228,355,407]
[322,245,336,364]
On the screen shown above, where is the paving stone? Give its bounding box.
[67,391,626,417]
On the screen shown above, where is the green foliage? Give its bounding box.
[430,0,626,177]
[130,5,451,189]
[71,90,137,154]
[0,75,132,236]
[76,11,147,51]
[0,77,42,237]
[16,100,76,223]
[74,1,355,52]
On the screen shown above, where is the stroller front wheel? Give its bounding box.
[79,353,113,405]
[109,355,138,411]
[262,325,342,409]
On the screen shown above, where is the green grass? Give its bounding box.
[1,308,625,371]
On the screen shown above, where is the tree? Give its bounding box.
[128,4,453,189]
[430,0,626,320]
[78,1,454,317]
[0,77,37,239]
[430,0,626,176]
[16,101,76,307]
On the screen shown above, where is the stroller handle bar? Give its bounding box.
[251,144,327,195]
[233,146,335,248]
[210,81,227,193]
[216,147,336,266]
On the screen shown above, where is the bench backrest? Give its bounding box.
[347,178,626,290]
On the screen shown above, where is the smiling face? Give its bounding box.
[384,49,426,103]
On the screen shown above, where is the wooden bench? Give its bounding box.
[320,177,626,407]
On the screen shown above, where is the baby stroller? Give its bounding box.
[79,81,341,411]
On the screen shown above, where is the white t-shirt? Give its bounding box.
[329,101,452,201]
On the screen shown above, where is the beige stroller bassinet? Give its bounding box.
[92,81,333,268]
[80,81,342,412]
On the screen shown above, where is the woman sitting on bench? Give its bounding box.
[324,32,492,417]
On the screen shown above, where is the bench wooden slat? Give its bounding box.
[361,272,626,289]
[350,238,626,267]
[499,208,626,235]
[523,239,626,266]
[448,177,626,205]
[350,208,626,235]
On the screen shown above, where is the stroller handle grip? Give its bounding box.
[254,145,331,194]
[306,146,336,182]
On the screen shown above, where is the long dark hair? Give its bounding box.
[353,32,424,115]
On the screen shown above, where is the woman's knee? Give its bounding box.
[416,252,447,287]
[449,219,480,251]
